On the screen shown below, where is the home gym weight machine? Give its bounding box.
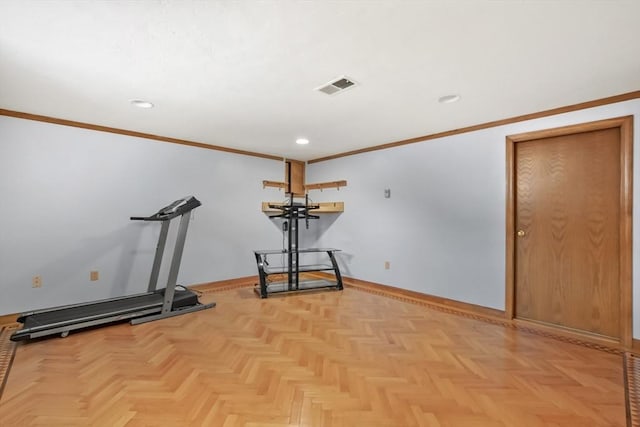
[11,196,215,341]
[254,194,343,298]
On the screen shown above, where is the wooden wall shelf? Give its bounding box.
[262,201,344,213]
[263,179,348,193]
[262,180,288,190]
[305,180,347,191]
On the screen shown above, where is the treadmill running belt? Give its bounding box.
[23,293,163,329]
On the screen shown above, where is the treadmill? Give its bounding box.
[11,196,215,342]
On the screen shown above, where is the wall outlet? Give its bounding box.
[90,271,99,281]
[32,275,42,288]
[384,261,390,270]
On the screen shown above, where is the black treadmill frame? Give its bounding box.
[11,196,215,341]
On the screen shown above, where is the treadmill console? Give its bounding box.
[131,196,202,221]
[159,198,189,215]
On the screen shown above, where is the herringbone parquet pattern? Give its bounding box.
[0,287,626,426]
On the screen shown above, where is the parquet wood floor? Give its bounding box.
[0,287,626,426]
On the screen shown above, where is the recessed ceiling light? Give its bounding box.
[130,99,154,109]
[296,138,310,145]
[438,94,461,104]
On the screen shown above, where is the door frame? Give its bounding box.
[505,116,633,348]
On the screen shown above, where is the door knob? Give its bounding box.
[517,230,525,237]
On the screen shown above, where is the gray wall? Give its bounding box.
[0,116,285,315]
[3,100,640,338]
[306,99,640,336]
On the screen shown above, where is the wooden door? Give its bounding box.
[506,117,633,345]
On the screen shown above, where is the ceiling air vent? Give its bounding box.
[315,76,358,95]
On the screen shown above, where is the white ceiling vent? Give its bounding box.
[315,76,358,95]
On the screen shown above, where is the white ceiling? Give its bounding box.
[1,1,639,161]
